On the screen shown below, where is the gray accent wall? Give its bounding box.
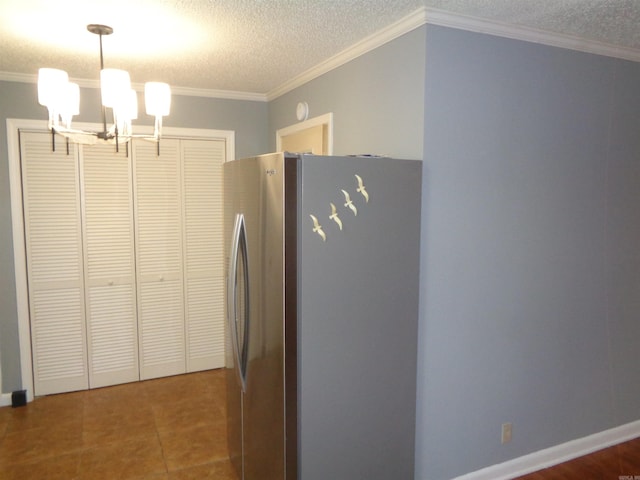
[269,23,640,480]
[0,79,268,392]
[418,25,640,478]
[606,58,640,427]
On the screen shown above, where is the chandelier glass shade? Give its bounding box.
[37,24,171,147]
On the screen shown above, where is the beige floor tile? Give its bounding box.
[0,452,81,480]
[134,474,170,480]
[0,406,11,439]
[144,371,217,404]
[82,404,157,447]
[84,381,149,411]
[0,370,232,477]
[0,420,83,466]
[210,371,229,416]
[168,459,239,480]
[152,394,225,433]
[78,435,166,480]
[7,390,85,433]
[208,369,227,393]
[159,421,228,471]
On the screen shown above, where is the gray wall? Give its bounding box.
[418,26,640,478]
[0,80,268,391]
[270,23,640,480]
[606,58,640,426]
[268,27,426,160]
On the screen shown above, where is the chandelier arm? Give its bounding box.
[101,106,109,136]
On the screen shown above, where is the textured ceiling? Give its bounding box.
[1,0,639,97]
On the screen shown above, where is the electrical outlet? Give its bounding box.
[501,423,512,444]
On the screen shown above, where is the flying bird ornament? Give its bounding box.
[341,189,358,216]
[309,214,326,241]
[329,203,343,230]
[355,174,369,203]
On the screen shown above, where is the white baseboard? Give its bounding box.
[453,420,640,480]
[0,393,12,407]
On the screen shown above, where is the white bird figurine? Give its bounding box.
[341,189,358,216]
[309,214,326,241]
[329,203,343,230]
[355,174,369,203]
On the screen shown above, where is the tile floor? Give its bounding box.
[0,369,239,480]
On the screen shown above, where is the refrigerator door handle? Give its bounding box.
[227,213,250,392]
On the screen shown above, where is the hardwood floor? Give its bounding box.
[515,436,640,480]
[0,369,239,480]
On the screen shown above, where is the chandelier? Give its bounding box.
[37,24,171,152]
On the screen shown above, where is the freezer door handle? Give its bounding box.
[227,213,250,392]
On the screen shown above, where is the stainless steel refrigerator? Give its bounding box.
[224,152,422,480]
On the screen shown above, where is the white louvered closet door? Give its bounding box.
[133,139,186,380]
[80,143,139,388]
[182,139,226,372]
[20,132,89,396]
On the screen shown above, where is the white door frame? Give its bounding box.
[276,112,333,154]
[6,118,235,401]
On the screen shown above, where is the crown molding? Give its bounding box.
[170,85,267,102]
[0,71,267,102]
[266,6,640,101]
[266,6,428,101]
[424,7,640,64]
[0,71,34,84]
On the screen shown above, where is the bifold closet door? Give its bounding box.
[133,139,186,380]
[21,133,227,394]
[182,139,226,371]
[80,143,139,388]
[20,131,89,396]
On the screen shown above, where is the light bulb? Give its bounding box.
[38,68,68,108]
[145,82,171,117]
[101,69,131,108]
[60,82,80,129]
